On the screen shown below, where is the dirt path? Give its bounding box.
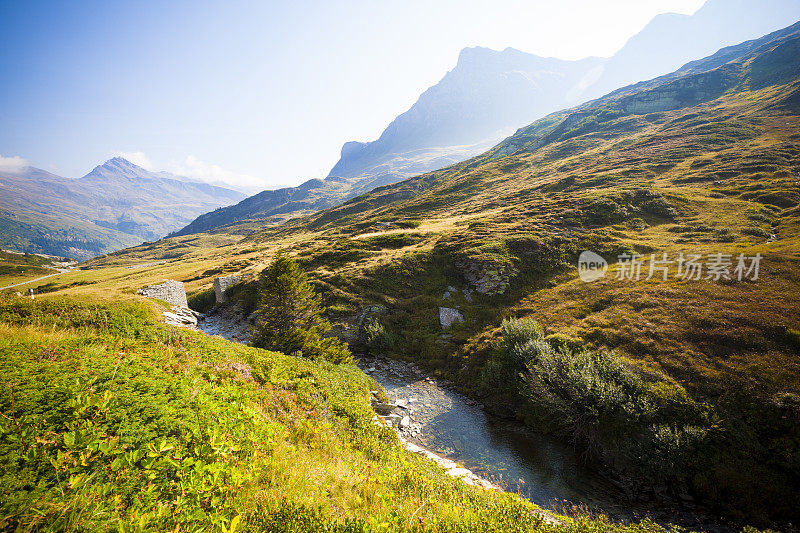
[0,268,71,291]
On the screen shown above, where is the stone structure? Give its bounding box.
[137,279,188,307]
[438,307,464,329]
[213,275,242,304]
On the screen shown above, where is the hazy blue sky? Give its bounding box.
[0,0,706,190]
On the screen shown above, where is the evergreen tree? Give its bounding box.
[251,251,350,363]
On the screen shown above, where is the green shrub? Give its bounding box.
[361,232,423,250]
[360,317,396,353]
[187,287,216,313]
[491,318,709,482]
[742,226,771,238]
[747,211,772,224]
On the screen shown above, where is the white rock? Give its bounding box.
[438,307,464,329]
[449,467,472,479]
[405,442,424,453]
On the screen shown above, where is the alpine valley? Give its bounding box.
[3,3,800,533]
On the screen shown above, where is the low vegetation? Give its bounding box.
[0,294,691,532]
[0,250,61,288]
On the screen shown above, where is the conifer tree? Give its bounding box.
[251,251,350,363]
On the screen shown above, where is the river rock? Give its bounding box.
[163,305,199,329]
[438,307,464,329]
[388,413,403,427]
[400,415,411,428]
[373,402,396,415]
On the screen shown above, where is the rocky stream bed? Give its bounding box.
[195,312,730,532]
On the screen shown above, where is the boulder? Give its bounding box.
[438,307,464,329]
[387,413,403,427]
[372,402,396,415]
[163,305,198,329]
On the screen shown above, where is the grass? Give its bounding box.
[14,25,800,529]
[0,250,63,289]
[0,293,690,532]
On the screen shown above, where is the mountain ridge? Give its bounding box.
[173,0,800,237]
[0,157,245,258]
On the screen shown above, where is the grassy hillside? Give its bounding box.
[21,21,800,529]
[0,249,68,289]
[0,293,684,532]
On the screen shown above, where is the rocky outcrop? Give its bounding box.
[438,307,464,329]
[620,64,741,115]
[163,305,199,329]
[213,275,242,303]
[137,279,188,307]
[457,259,517,296]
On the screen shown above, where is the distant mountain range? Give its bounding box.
[174,0,800,236]
[0,157,245,259]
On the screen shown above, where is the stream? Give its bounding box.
[360,356,619,510]
[357,355,729,532]
[198,313,727,531]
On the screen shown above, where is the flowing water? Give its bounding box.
[198,316,725,530]
[359,356,620,512]
[359,356,728,531]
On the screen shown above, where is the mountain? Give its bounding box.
[94,20,800,525]
[173,50,604,236]
[327,49,604,181]
[0,157,245,259]
[174,0,800,237]
[584,0,800,100]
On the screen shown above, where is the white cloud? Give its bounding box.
[113,150,153,170]
[0,154,30,173]
[168,155,263,192]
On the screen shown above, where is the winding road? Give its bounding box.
[0,269,69,291]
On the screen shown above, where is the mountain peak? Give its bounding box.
[455,46,520,67]
[81,157,159,182]
[102,156,143,171]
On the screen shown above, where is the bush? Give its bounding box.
[187,287,216,313]
[490,318,709,482]
[742,226,771,238]
[360,317,396,353]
